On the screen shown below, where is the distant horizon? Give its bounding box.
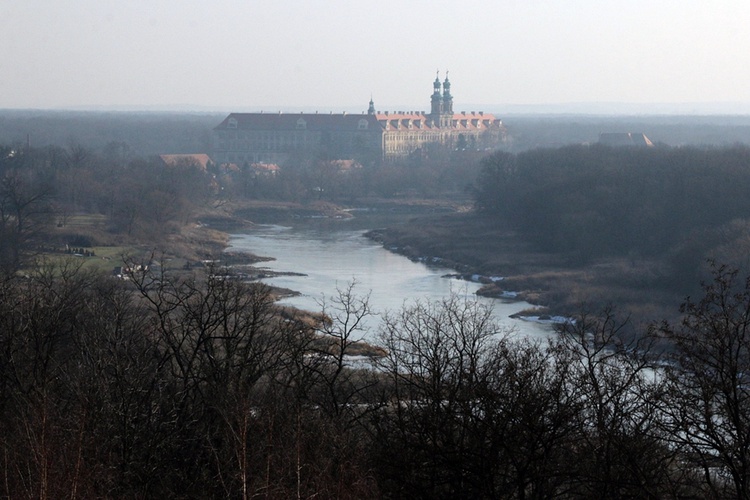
[3,101,750,117]
[3,2,749,111]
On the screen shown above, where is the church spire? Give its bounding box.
[431,70,443,116]
[367,95,375,115]
[442,71,453,114]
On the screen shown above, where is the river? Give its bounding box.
[226,216,554,341]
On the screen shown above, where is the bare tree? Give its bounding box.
[0,166,54,273]
[553,306,684,498]
[126,260,314,497]
[373,293,505,498]
[659,263,750,499]
[309,281,378,419]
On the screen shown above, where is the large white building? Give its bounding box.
[212,74,506,165]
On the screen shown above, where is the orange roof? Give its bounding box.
[216,110,502,133]
[159,154,212,170]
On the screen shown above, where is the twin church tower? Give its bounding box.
[430,72,454,127]
[367,71,455,128]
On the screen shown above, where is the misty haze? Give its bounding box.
[3,1,750,498]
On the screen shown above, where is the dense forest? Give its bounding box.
[5,112,750,496]
[0,137,490,274]
[504,114,750,150]
[4,110,750,154]
[2,258,750,498]
[0,143,217,273]
[474,144,750,288]
[0,111,221,156]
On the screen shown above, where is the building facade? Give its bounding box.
[599,132,654,147]
[212,74,506,165]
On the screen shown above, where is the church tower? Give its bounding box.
[429,71,455,128]
[367,96,375,115]
[430,71,443,117]
[440,73,453,127]
[442,74,453,114]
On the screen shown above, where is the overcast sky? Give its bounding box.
[1,0,749,112]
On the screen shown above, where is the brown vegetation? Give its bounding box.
[369,211,683,325]
[5,115,750,497]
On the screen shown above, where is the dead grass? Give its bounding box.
[35,246,143,275]
[372,212,686,324]
[35,211,235,276]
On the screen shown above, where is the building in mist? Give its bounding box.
[598,132,654,147]
[212,74,506,165]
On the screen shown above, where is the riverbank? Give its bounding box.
[42,200,569,343]
[365,211,684,328]
[223,213,556,344]
[176,199,683,329]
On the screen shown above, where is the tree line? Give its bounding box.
[1,259,750,498]
[0,143,218,272]
[4,136,750,496]
[0,140,489,274]
[474,144,750,283]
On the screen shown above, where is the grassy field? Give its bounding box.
[33,213,231,276]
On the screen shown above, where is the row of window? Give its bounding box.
[220,131,321,141]
[225,117,371,131]
[218,132,376,150]
[384,133,443,143]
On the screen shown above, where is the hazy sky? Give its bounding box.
[2,0,749,112]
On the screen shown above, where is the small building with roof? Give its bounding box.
[159,154,214,170]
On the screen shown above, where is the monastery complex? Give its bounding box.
[212,74,506,165]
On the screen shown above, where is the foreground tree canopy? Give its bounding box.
[1,261,750,498]
[4,133,750,496]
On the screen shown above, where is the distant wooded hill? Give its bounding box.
[0,110,223,156]
[1,110,750,157]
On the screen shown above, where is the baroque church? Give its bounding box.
[212,74,506,165]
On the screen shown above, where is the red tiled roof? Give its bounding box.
[216,110,502,133]
[159,154,212,170]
